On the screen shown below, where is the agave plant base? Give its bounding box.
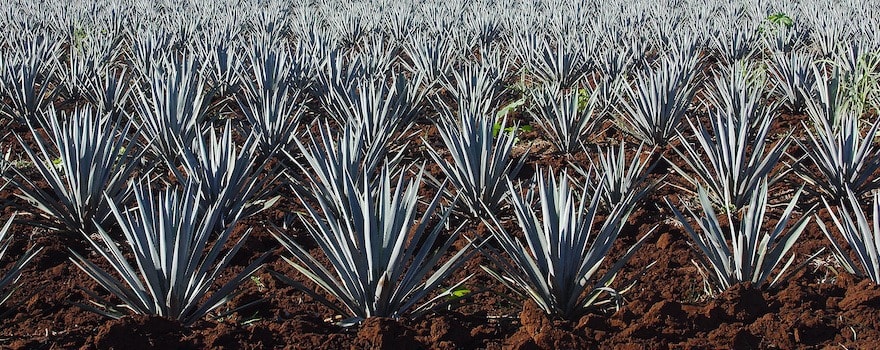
[86,314,189,350]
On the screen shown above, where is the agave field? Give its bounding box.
[2,0,880,348]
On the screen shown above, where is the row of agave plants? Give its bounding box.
[0,0,879,328]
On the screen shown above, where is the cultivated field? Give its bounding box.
[1,0,880,348]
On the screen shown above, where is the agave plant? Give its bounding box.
[0,33,61,123]
[529,85,601,155]
[172,121,279,228]
[667,182,814,292]
[439,63,503,120]
[319,73,424,156]
[819,190,880,283]
[768,50,815,113]
[672,63,789,210]
[133,55,213,165]
[70,181,267,326]
[126,27,178,79]
[794,112,880,201]
[402,32,459,86]
[760,17,807,54]
[350,34,400,79]
[615,48,701,147]
[316,47,366,97]
[56,45,97,102]
[272,167,472,323]
[514,33,589,89]
[0,213,42,312]
[802,64,848,131]
[55,26,122,101]
[4,106,142,234]
[708,22,758,64]
[702,60,770,128]
[81,67,132,117]
[290,119,403,211]
[238,42,310,157]
[588,40,635,115]
[463,6,503,49]
[425,109,527,219]
[593,38,641,81]
[588,141,659,210]
[804,4,852,58]
[190,27,245,97]
[483,170,653,320]
[381,2,416,43]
